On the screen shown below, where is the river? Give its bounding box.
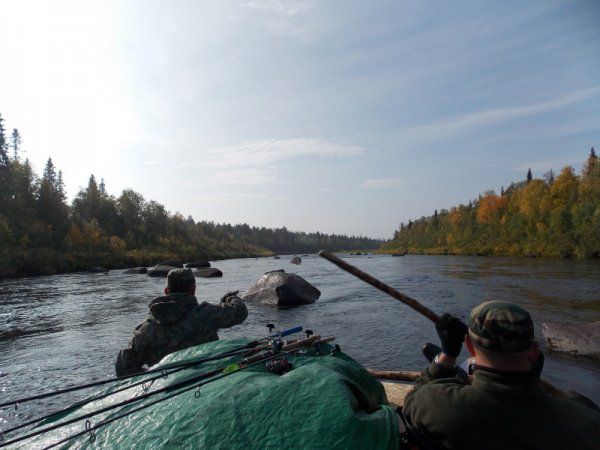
[1,254,599,430]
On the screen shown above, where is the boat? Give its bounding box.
[3,333,414,449]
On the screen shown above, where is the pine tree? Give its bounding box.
[38,158,70,242]
[501,186,505,196]
[527,168,533,182]
[583,147,598,177]
[11,129,21,160]
[0,113,8,167]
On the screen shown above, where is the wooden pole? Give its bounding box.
[318,250,442,324]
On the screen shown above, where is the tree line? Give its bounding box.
[0,113,381,278]
[382,149,600,258]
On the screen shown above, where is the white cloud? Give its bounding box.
[193,192,285,201]
[204,138,364,186]
[242,0,312,17]
[399,86,600,142]
[362,178,405,188]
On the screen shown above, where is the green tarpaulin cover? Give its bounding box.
[27,339,400,449]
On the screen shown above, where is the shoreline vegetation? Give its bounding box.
[0,113,381,279]
[381,149,600,258]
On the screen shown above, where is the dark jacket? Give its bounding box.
[115,293,247,376]
[403,362,600,450]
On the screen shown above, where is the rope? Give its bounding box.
[0,335,323,448]
[0,326,302,409]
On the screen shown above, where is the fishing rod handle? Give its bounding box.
[270,326,303,338]
[318,250,442,324]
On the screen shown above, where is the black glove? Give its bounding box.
[220,291,240,304]
[435,313,468,357]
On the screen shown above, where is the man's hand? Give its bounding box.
[220,291,240,304]
[435,313,468,357]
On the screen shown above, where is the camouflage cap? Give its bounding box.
[167,268,196,293]
[468,301,534,353]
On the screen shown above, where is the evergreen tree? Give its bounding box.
[527,168,532,182]
[11,129,21,160]
[37,158,70,242]
[0,113,8,166]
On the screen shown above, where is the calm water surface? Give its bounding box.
[1,255,599,429]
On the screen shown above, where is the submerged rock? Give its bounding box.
[542,321,600,359]
[147,265,178,277]
[273,256,281,259]
[290,256,302,265]
[243,270,320,307]
[124,267,148,274]
[195,268,223,278]
[90,267,109,273]
[185,260,211,268]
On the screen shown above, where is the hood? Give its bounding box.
[148,293,198,325]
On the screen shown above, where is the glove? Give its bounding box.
[220,291,240,304]
[435,313,468,357]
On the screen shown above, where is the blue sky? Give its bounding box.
[1,0,599,238]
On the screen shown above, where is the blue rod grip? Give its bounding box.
[271,326,303,338]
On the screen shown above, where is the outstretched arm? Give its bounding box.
[201,291,248,329]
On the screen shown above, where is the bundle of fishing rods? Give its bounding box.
[0,325,335,449]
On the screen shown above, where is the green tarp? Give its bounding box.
[28,339,400,449]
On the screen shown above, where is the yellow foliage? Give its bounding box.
[550,166,578,207]
[68,224,85,248]
[476,194,507,224]
[108,235,126,252]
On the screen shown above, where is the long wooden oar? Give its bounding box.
[318,251,577,400]
[318,250,441,324]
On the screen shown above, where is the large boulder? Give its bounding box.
[195,268,223,278]
[158,260,184,268]
[542,321,600,359]
[124,267,148,274]
[147,265,178,277]
[185,260,211,268]
[243,270,320,307]
[290,256,302,265]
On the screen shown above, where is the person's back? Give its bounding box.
[115,269,247,376]
[403,301,600,450]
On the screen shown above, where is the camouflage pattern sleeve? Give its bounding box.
[201,294,248,329]
[114,323,153,376]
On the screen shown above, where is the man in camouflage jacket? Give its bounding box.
[403,301,600,450]
[115,268,248,376]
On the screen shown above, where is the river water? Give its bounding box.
[1,254,599,430]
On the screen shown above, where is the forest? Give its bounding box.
[382,149,600,258]
[0,113,381,278]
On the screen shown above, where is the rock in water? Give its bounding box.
[124,267,148,274]
[185,260,211,268]
[243,270,320,306]
[542,321,600,359]
[147,265,178,277]
[290,256,302,265]
[273,256,281,259]
[195,268,223,278]
[89,267,109,273]
[158,260,184,268]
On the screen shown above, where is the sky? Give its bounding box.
[0,0,599,238]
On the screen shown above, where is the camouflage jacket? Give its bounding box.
[115,292,247,376]
[403,362,600,450]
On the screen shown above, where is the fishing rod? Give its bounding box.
[0,334,326,448]
[42,336,336,450]
[2,345,262,438]
[318,250,441,323]
[0,325,303,409]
